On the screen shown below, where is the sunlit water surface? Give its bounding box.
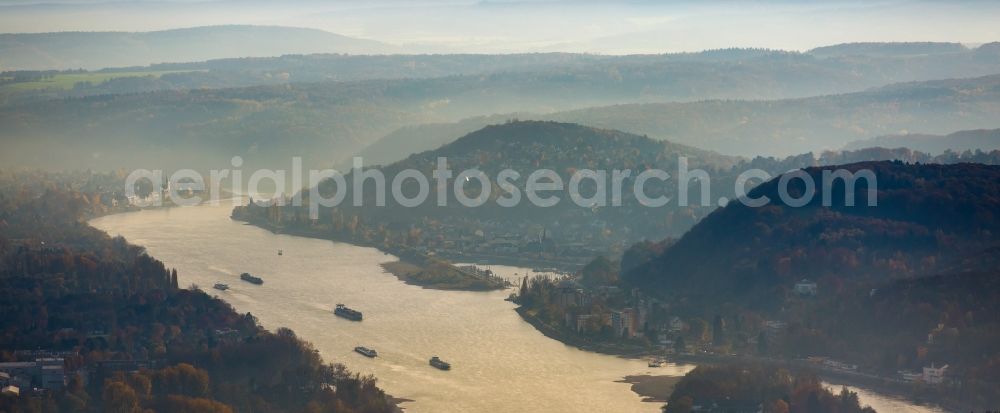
[91,203,948,413]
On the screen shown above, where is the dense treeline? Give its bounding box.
[629,161,1000,302]
[235,121,738,250]
[663,364,875,413]
[620,161,1000,404]
[0,170,395,413]
[779,271,1000,406]
[243,122,1000,263]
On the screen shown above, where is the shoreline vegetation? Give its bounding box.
[617,375,681,403]
[113,199,966,412]
[379,259,507,291]
[519,306,971,412]
[230,211,514,291]
[229,197,974,412]
[662,364,879,413]
[506,163,1000,412]
[0,171,403,413]
[231,205,960,412]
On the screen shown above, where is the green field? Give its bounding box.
[0,70,195,91]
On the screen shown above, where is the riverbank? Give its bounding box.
[617,375,681,403]
[513,306,653,357]
[230,214,510,291]
[517,306,688,409]
[435,250,587,274]
[380,259,508,291]
[97,203,676,413]
[514,305,968,412]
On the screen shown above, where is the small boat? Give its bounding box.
[429,356,451,370]
[648,359,663,368]
[277,249,283,256]
[240,272,263,285]
[334,304,363,321]
[213,283,229,291]
[354,346,378,358]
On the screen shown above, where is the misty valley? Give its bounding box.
[1,2,1000,413]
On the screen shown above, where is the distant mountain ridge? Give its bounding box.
[808,42,968,57]
[5,39,1000,107]
[356,75,1000,163]
[0,25,395,70]
[843,129,1000,154]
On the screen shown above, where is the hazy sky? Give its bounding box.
[1,0,998,53]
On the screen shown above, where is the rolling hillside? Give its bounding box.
[626,161,1000,303]
[615,161,1000,402]
[357,75,1000,164]
[0,25,394,70]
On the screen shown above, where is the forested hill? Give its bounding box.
[0,25,394,71]
[428,120,725,162]
[625,161,1000,305]
[268,122,1000,260]
[304,120,738,241]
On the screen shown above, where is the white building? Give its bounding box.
[794,279,818,296]
[922,364,949,384]
[1,385,18,397]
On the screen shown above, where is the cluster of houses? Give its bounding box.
[550,279,698,346]
[0,350,169,400]
[0,326,253,401]
[552,279,649,338]
[551,278,822,345]
[259,196,623,266]
[0,355,69,397]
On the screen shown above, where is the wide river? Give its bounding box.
[91,203,949,413]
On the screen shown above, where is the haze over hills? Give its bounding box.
[6,40,1000,105]
[5,68,1000,172]
[843,129,1000,154]
[806,42,969,58]
[0,25,395,70]
[356,74,1000,164]
[6,2,1000,412]
[547,75,1000,156]
[3,0,999,55]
